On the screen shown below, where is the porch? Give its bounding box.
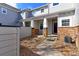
[22,17,58,37]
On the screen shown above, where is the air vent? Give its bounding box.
[64,36,72,43]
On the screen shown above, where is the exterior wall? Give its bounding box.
[21,11,34,19]
[0,6,22,26]
[58,15,75,27]
[58,11,76,43]
[48,19,52,34]
[58,27,78,42]
[22,3,77,22]
[49,3,75,13]
[20,27,31,38]
[30,19,57,35]
[32,7,48,17]
[24,3,76,18]
[74,4,79,49]
[34,20,39,29]
[75,4,79,26]
[0,27,20,56]
[58,11,75,27]
[35,20,43,35]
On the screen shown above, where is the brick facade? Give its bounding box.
[31,28,36,37]
[31,28,39,37]
[58,26,79,50]
[35,29,39,35]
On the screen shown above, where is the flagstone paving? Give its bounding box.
[20,35,79,56]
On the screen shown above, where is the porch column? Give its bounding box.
[31,20,36,37]
[22,21,26,27]
[43,18,48,37]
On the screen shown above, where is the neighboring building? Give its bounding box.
[20,3,79,49]
[0,3,22,26]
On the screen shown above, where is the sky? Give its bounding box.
[6,3,46,10]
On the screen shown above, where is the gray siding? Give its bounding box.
[0,27,20,56]
[0,6,22,26]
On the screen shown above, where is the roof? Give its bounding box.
[21,3,49,12]
[0,3,21,12]
[31,3,49,11]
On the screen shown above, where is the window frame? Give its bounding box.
[1,8,7,14]
[40,23,43,30]
[62,19,70,26]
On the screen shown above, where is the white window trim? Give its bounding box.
[62,19,70,27]
[1,8,7,14]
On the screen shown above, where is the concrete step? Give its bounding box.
[48,34,58,37]
[46,37,57,41]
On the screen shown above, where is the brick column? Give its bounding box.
[31,20,36,37]
[43,18,48,37]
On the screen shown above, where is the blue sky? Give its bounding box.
[16,3,46,10]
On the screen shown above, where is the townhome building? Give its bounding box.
[20,3,79,49]
[1,3,79,55]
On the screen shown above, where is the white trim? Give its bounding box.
[22,22,26,27]
[43,18,48,28]
[1,8,7,14]
[31,20,35,28]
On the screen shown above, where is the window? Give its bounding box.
[25,21,30,27]
[62,19,70,26]
[40,23,43,30]
[41,9,44,13]
[1,8,7,14]
[53,3,59,6]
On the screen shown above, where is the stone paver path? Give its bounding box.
[35,37,64,56]
[33,47,64,56]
